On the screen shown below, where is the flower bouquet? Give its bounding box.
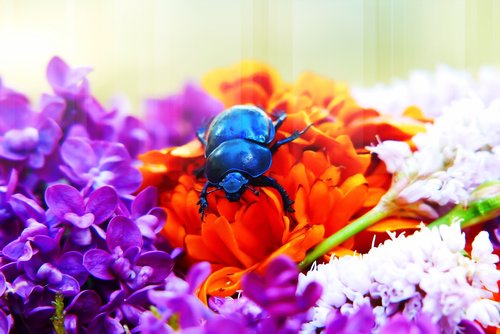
[0,57,498,333]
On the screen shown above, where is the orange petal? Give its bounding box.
[198,266,250,302]
[367,217,422,232]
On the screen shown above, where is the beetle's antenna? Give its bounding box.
[246,185,260,196]
[206,188,221,195]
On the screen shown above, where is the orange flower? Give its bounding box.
[140,61,426,302]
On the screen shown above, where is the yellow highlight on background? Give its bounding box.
[0,0,499,112]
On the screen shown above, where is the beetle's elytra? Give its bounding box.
[196,105,312,220]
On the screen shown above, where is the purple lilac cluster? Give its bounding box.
[0,57,331,333]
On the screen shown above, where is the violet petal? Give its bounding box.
[83,249,115,280]
[106,216,143,252]
[131,186,158,217]
[66,290,102,324]
[135,251,173,283]
[86,185,117,224]
[45,184,85,218]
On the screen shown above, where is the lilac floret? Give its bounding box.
[83,216,173,290]
[144,82,223,148]
[117,186,166,243]
[64,290,102,333]
[379,313,440,334]
[0,95,62,168]
[45,184,117,246]
[59,137,142,195]
[324,305,375,334]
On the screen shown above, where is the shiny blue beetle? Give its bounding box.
[196,105,311,219]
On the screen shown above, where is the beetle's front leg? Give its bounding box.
[270,123,313,153]
[254,175,295,212]
[197,181,211,220]
[272,111,287,130]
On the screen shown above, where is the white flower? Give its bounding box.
[352,65,500,117]
[367,97,500,216]
[465,299,500,327]
[299,223,500,333]
[367,140,412,174]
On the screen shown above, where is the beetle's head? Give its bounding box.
[219,172,248,201]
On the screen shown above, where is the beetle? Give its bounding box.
[196,105,312,220]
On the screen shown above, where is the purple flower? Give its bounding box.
[324,305,375,334]
[4,230,88,298]
[45,184,117,246]
[2,220,49,262]
[144,262,212,331]
[0,77,29,102]
[116,115,151,159]
[83,216,173,290]
[0,308,11,334]
[144,82,223,148]
[62,290,102,333]
[0,95,62,168]
[242,255,322,317]
[0,168,18,222]
[379,313,440,334]
[88,286,153,333]
[46,56,92,99]
[42,57,116,141]
[240,255,322,333]
[59,137,142,195]
[117,186,166,243]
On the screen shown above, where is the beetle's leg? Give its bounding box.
[270,123,313,153]
[272,111,287,130]
[196,127,207,146]
[197,181,211,220]
[254,175,295,212]
[193,165,206,179]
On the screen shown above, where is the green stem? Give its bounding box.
[427,194,500,229]
[299,203,392,270]
[51,292,67,334]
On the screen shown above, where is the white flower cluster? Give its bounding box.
[352,65,500,117]
[298,223,500,334]
[368,98,500,216]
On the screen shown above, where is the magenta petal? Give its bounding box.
[0,272,6,296]
[40,93,66,123]
[88,313,125,334]
[66,290,102,324]
[110,167,142,194]
[61,137,97,173]
[47,56,70,90]
[71,227,93,246]
[65,212,95,229]
[10,193,46,223]
[86,186,117,224]
[83,249,114,280]
[186,261,211,294]
[56,251,88,285]
[66,66,92,88]
[205,317,248,334]
[37,116,62,154]
[45,184,85,218]
[106,216,143,252]
[131,186,158,217]
[0,309,11,334]
[2,240,33,261]
[136,251,173,283]
[0,95,32,131]
[50,274,80,297]
[241,272,267,305]
[298,282,323,310]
